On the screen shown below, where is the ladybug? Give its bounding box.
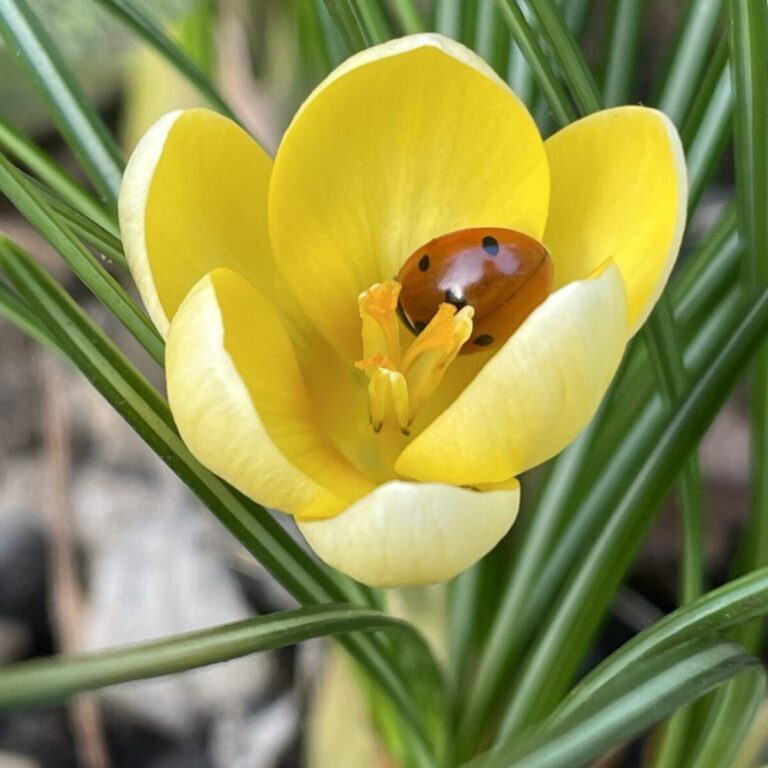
[396,227,554,354]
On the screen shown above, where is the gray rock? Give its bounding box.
[0,752,41,768]
[78,483,273,736]
[209,695,300,768]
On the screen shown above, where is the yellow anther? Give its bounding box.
[368,367,410,434]
[402,304,474,417]
[358,281,402,366]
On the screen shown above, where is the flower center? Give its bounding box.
[356,280,473,435]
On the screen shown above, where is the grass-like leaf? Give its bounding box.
[0,116,116,233]
[0,153,163,365]
[0,280,62,353]
[522,0,601,115]
[495,0,575,125]
[602,0,644,106]
[90,0,239,122]
[0,0,124,204]
[0,604,433,711]
[657,0,726,126]
[556,564,768,720]
[478,640,762,768]
[24,174,127,268]
[322,0,370,52]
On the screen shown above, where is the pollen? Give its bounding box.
[357,280,473,435]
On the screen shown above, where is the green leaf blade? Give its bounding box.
[0,0,124,204]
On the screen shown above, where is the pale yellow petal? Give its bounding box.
[396,262,628,485]
[543,106,687,335]
[269,33,549,359]
[166,269,375,519]
[297,479,520,587]
[119,108,274,336]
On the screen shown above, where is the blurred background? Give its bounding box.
[0,1,747,766]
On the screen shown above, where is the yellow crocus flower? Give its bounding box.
[119,34,686,587]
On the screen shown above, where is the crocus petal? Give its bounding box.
[543,106,687,335]
[269,33,549,359]
[166,268,375,519]
[297,479,520,587]
[395,262,628,485]
[119,108,274,336]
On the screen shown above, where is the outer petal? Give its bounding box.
[269,33,549,359]
[396,262,628,485]
[166,268,375,519]
[119,108,274,336]
[297,479,520,587]
[543,106,687,335]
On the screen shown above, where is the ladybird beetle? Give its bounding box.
[396,227,554,354]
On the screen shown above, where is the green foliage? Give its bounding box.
[0,1,767,767]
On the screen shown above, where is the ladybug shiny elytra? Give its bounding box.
[396,227,554,354]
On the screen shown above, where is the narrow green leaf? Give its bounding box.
[557,565,768,720]
[447,563,482,696]
[0,116,116,233]
[688,673,764,768]
[391,0,426,33]
[0,280,62,353]
[25,175,127,268]
[495,0,575,125]
[0,237,438,764]
[89,0,239,122]
[0,0,124,204]
[479,641,762,768]
[322,0,370,52]
[643,299,705,604]
[351,0,391,43]
[435,0,462,38]
[686,67,733,212]
[657,0,726,126]
[475,0,508,75]
[523,0,601,115]
[671,204,738,323]
[0,153,164,366]
[0,605,430,711]
[730,0,768,655]
[680,33,728,147]
[561,0,593,33]
[295,0,335,75]
[646,300,706,766]
[602,0,644,106]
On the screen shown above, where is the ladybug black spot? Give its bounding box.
[418,254,430,271]
[482,236,499,256]
[474,334,494,347]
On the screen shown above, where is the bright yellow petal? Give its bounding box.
[543,106,687,335]
[119,108,274,336]
[269,33,549,359]
[166,268,375,519]
[395,262,628,485]
[297,479,520,587]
